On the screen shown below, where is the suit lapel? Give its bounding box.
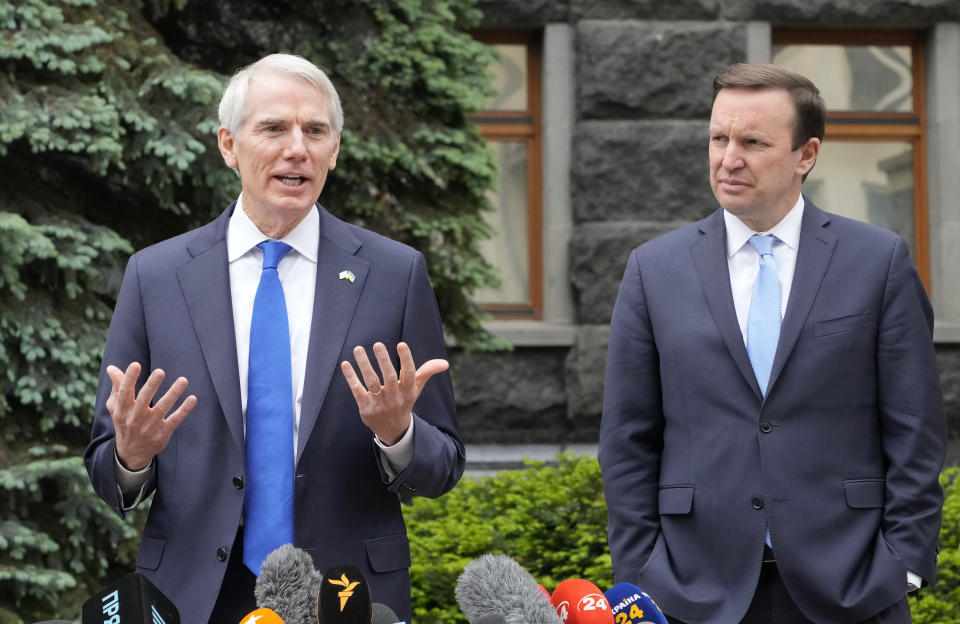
[177,206,245,454]
[691,210,762,397]
[297,207,370,462]
[767,200,836,394]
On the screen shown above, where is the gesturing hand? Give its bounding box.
[340,341,448,446]
[105,362,197,471]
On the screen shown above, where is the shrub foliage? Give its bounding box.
[403,454,613,624]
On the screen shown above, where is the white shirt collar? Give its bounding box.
[227,195,319,263]
[724,194,805,258]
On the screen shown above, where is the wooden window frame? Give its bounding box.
[773,29,930,290]
[471,31,544,319]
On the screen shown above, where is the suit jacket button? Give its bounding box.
[752,497,764,510]
[233,476,244,489]
[217,547,228,561]
[760,421,773,433]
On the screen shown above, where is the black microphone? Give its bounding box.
[371,602,403,624]
[455,554,563,624]
[318,565,372,624]
[81,572,179,624]
[255,544,325,624]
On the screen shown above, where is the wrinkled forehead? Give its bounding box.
[710,87,796,130]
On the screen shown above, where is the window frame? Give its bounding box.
[470,31,544,319]
[773,28,930,290]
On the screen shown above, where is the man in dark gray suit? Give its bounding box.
[86,53,463,623]
[599,63,945,623]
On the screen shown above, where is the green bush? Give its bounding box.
[909,467,960,623]
[403,453,612,624]
[406,457,960,624]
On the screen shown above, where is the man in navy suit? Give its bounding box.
[599,63,945,623]
[85,53,463,623]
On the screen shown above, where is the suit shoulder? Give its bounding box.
[130,219,222,266]
[630,218,710,260]
[321,208,423,266]
[822,211,902,244]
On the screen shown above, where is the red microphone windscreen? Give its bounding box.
[551,579,614,624]
[238,607,285,623]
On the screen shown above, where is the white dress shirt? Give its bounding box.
[724,194,803,342]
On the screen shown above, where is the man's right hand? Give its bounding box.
[106,362,197,471]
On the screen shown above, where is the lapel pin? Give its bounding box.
[338,269,356,283]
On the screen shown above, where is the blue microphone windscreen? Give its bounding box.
[604,583,668,624]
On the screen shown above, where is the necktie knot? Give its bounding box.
[748,233,778,258]
[258,240,292,271]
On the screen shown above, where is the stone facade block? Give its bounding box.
[938,345,960,464]
[449,348,569,443]
[569,221,678,324]
[573,120,717,223]
[571,0,718,20]
[721,0,960,26]
[565,325,610,431]
[578,20,746,120]
[476,0,570,28]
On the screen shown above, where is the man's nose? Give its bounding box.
[284,129,308,159]
[721,143,744,171]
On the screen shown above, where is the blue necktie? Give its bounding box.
[746,234,781,397]
[243,240,295,575]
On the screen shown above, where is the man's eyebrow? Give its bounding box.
[253,117,285,129]
[305,119,332,128]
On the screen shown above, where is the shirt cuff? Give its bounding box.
[907,570,922,592]
[114,450,154,510]
[374,417,415,481]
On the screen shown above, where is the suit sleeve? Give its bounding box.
[84,254,157,517]
[876,237,946,584]
[598,248,665,583]
[378,251,464,499]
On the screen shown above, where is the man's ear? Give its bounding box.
[797,137,821,177]
[328,133,341,171]
[218,127,238,169]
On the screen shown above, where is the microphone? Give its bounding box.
[239,607,286,623]
[81,572,179,624]
[318,565,372,624]
[604,583,668,624]
[550,579,613,624]
[255,544,324,624]
[454,553,563,624]
[371,602,404,624]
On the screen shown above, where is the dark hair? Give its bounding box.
[713,63,826,151]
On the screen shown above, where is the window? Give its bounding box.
[471,32,543,319]
[773,30,929,289]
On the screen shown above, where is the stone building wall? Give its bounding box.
[451,0,960,465]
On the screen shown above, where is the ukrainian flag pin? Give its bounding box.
[338,269,356,283]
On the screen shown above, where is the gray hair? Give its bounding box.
[218,53,344,137]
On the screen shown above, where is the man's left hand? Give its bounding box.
[340,341,448,445]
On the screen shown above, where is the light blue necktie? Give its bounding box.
[746,234,781,397]
[243,240,295,575]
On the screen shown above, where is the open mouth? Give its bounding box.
[277,176,306,186]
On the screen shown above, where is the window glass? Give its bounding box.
[805,141,914,248]
[772,44,913,112]
[486,44,528,111]
[474,141,530,305]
